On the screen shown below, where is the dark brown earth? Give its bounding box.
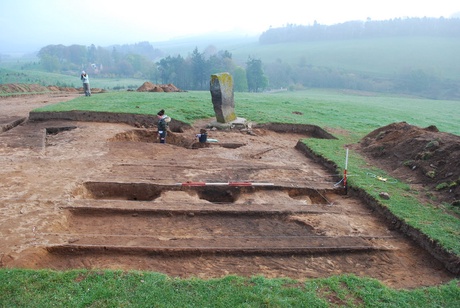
[0,90,459,290]
[357,121,459,205]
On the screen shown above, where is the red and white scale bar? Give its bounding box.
[176,182,274,187]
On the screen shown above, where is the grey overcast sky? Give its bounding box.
[1,0,459,55]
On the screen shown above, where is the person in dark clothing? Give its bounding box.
[157,109,170,143]
[196,128,207,143]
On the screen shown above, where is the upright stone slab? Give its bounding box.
[210,72,236,123]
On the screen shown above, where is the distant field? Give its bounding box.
[2,36,459,89]
[229,37,460,80]
[0,67,145,90]
[150,36,460,81]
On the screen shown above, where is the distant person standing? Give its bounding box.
[80,71,91,96]
[157,109,171,144]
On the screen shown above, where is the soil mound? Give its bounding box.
[358,122,459,204]
[0,83,104,95]
[136,81,183,92]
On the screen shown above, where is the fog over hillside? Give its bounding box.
[1,0,459,55]
[1,16,459,100]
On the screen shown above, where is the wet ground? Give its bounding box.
[0,93,457,289]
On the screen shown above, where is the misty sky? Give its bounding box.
[1,0,459,54]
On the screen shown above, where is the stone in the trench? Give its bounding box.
[210,72,237,123]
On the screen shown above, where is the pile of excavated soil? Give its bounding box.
[136,82,183,92]
[357,122,459,205]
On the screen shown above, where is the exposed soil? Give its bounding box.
[136,81,184,92]
[0,91,458,289]
[356,121,460,205]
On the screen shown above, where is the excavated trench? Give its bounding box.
[48,183,390,261]
[2,113,457,288]
[49,181,366,256]
[78,181,334,203]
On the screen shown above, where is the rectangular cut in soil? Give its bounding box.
[79,181,336,204]
[66,212,316,237]
[46,210,384,256]
[47,236,380,256]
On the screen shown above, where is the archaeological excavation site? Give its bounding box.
[0,90,458,290]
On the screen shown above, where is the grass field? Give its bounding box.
[2,89,460,307]
[0,67,146,91]
[34,89,460,136]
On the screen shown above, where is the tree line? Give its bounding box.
[258,17,460,99]
[36,16,459,99]
[259,17,460,44]
[37,43,267,92]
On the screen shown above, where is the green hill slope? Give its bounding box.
[228,37,460,81]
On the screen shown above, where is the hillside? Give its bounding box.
[229,37,460,80]
[135,34,460,82]
[2,18,459,99]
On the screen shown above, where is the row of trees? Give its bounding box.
[157,51,268,92]
[262,61,459,99]
[259,17,460,44]
[256,17,460,99]
[37,43,268,92]
[37,41,458,99]
[36,16,459,99]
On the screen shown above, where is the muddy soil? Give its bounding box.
[0,93,457,289]
[357,121,460,204]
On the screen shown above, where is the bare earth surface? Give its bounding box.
[0,93,457,289]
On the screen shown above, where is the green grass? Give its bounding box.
[34,89,460,136]
[0,67,146,91]
[7,89,460,306]
[304,136,460,255]
[0,270,458,307]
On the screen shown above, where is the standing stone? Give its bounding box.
[210,72,236,123]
